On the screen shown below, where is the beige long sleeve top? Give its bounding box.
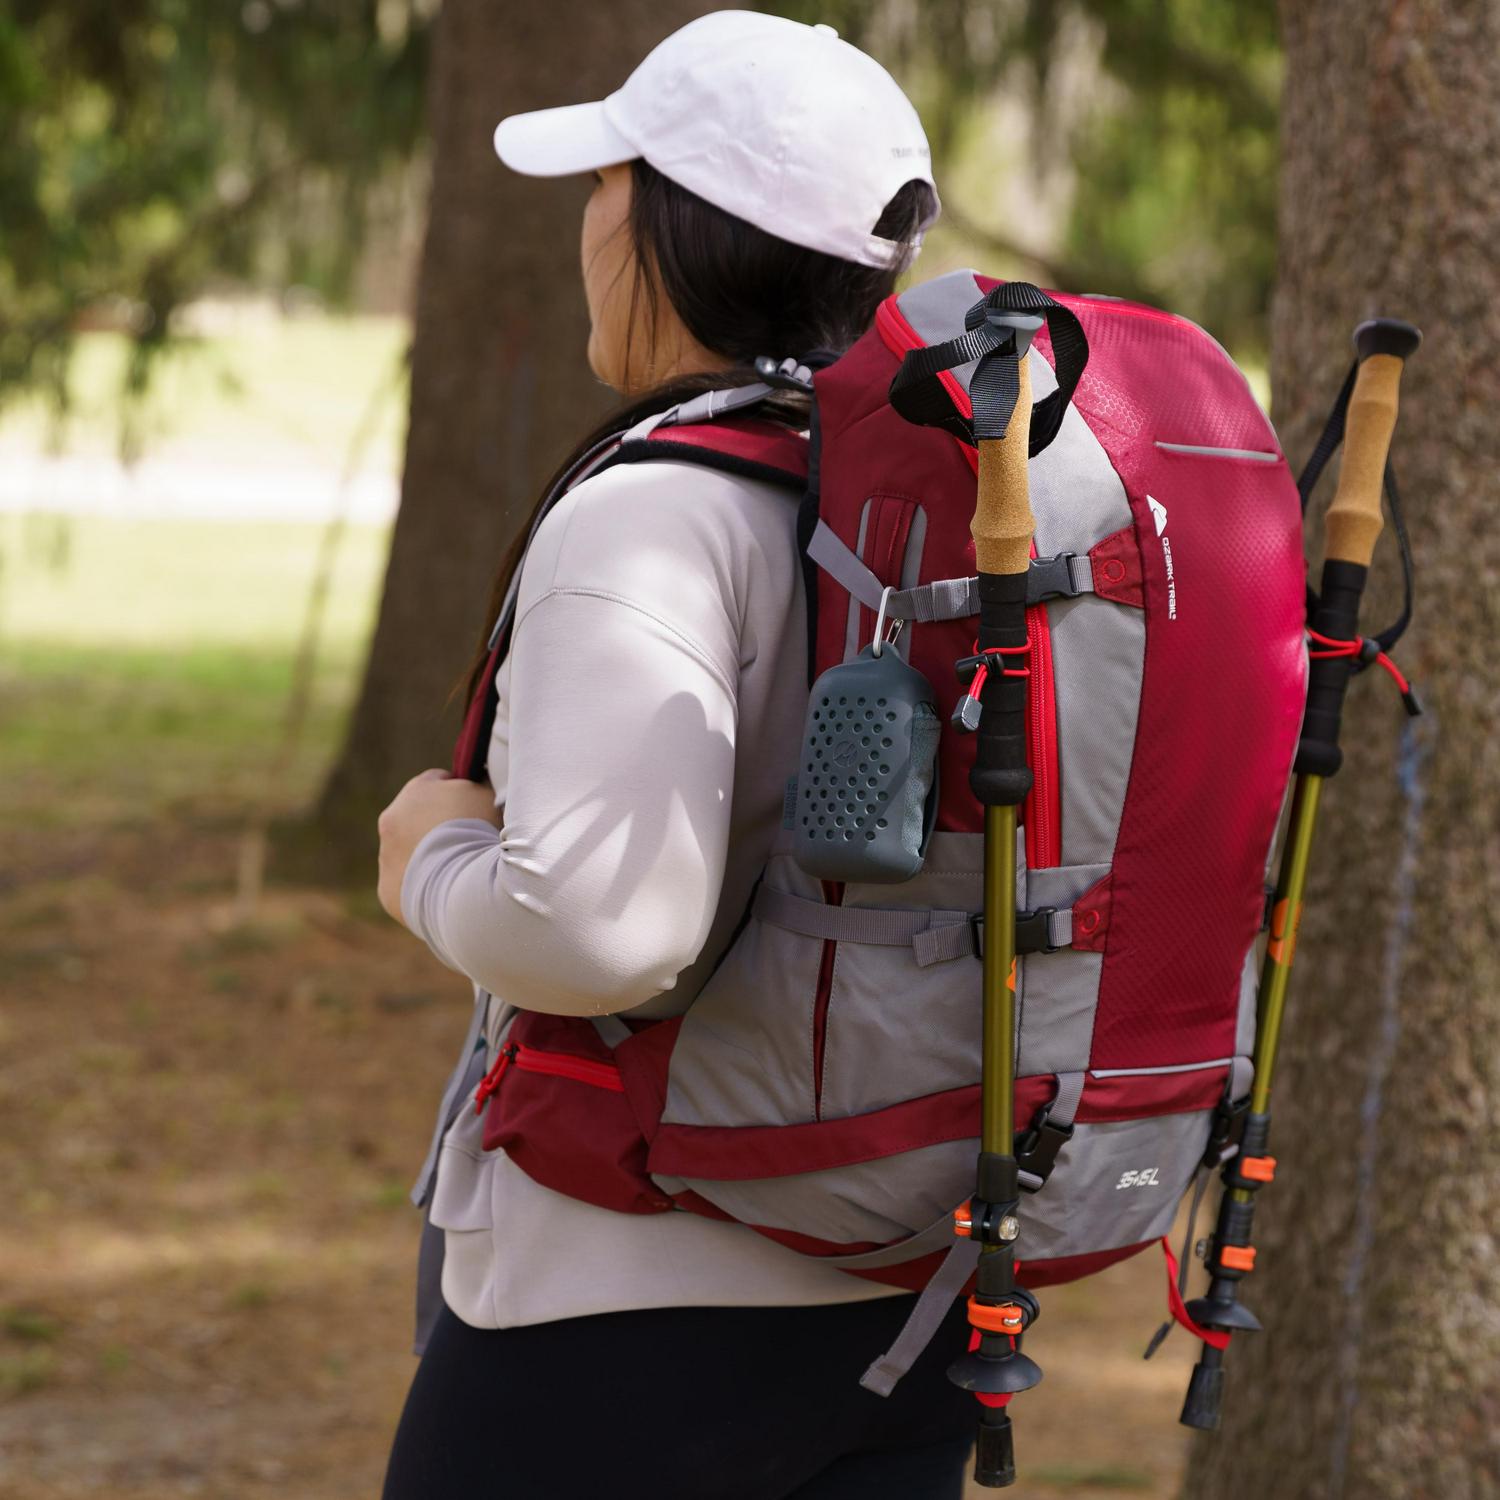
[401,454,902,1327]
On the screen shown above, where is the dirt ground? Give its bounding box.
[0,818,1198,1499]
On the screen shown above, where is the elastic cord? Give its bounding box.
[1306,629,1414,697]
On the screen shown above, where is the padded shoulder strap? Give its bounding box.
[450,417,809,781]
[608,417,810,491]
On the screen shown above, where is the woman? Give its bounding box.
[376,14,976,1498]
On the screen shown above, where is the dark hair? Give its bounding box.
[453,160,936,710]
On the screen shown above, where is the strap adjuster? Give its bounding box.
[969,907,1064,958]
[1201,1093,1251,1168]
[1026,552,1086,604]
[1015,1103,1075,1190]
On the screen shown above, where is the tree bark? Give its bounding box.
[301,0,718,877]
[1182,5,1500,1498]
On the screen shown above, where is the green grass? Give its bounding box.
[0,513,388,649]
[1,313,409,470]
[0,312,404,832]
[0,513,390,832]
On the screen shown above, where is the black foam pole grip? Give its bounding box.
[971,572,1034,806]
[1294,559,1368,777]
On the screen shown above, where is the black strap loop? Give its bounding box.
[888,282,1089,458]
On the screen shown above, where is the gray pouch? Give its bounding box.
[788,643,941,884]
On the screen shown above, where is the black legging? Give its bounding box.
[382,1296,978,1499]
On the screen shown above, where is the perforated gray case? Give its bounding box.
[788,645,941,884]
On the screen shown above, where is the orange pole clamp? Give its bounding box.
[1218,1245,1257,1273]
[967,1296,1027,1335]
[1239,1155,1277,1183]
[953,1201,973,1236]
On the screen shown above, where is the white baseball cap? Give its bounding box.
[492,10,939,270]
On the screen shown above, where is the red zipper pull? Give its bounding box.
[473,1043,519,1114]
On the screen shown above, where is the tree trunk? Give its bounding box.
[300,0,717,877]
[1182,5,1500,1498]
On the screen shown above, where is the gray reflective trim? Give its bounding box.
[1051,1069,1086,1130]
[1088,1057,1235,1078]
[1155,440,1280,463]
[410,989,492,1207]
[860,1237,981,1397]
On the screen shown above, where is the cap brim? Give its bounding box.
[493,101,637,178]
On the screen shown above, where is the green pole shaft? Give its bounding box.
[981,803,1019,1154]
[1231,772,1323,1203]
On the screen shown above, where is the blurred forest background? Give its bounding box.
[2,3,1495,1498]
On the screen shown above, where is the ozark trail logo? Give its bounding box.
[1115,1167,1162,1190]
[1146,494,1177,621]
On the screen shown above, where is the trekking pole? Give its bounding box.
[1179,317,1422,1430]
[885,282,1087,1485]
[946,310,1047,1489]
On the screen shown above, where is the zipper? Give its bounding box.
[472,1040,625,1114]
[1024,592,1061,870]
[811,879,844,1121]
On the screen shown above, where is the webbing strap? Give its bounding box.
[860,1236,982,1397]
[1050,1070,1086,1131]
[807,521,1094,623]
[1162,1237,1231,1351]
[751,885,1072,965]
[888,282,1089,453]
[752,884,967,951]
[589,1015,632,1050]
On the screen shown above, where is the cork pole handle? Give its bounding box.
[1323,319,1421,567]
[973,355,1035,576]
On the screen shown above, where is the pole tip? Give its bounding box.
[1179,1358,1225,1431]
[973,1409,1018,1488]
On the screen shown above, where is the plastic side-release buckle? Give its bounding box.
[1014,1102,1074,1191]
[1201,1093,1250,1169]
[1026,553,1086,604]
[970,908,1063,958]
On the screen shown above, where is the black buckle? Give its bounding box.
[1015,1103,1075,1190]
[969,909,1062,958]
[1202,1094,1251,1169]
[1027,553,1084,605]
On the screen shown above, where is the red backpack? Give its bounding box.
[446,269,1306,1394]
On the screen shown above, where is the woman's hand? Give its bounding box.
[377,768,503,926]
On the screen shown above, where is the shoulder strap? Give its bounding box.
[450,417,809,781]
[609,417,809,490]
